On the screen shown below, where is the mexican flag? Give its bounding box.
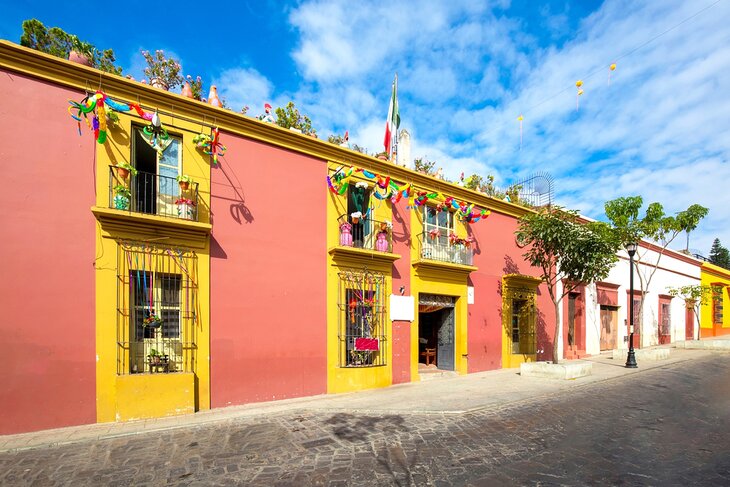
[383,74,400,156]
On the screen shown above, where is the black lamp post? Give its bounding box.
[625,242,638,368]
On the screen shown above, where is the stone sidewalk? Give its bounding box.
[1,346,724,453]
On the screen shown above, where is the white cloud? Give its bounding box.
[218,0,730,255]
[212,67,275,113]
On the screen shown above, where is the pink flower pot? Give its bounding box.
[376,232,388,252]
[339,223,353,247]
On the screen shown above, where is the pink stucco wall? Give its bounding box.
[210,134,327,407]
[467,210,556,371]
[0,71,96,434]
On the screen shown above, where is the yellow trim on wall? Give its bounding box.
[700,263,730,332]
[326,162,394,393]
[501,274,542,368]
[94,108,211,423]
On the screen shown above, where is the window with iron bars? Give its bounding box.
[712,286,724,325]
[116,242,198,375]
[337,268,387,367]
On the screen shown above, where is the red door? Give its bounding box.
[685,305,695,340]
[658,298,672,345]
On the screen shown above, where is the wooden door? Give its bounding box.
[600,306,617,350]
[658,301,672,344]
[437,308,455,371]
[685,306,695,340]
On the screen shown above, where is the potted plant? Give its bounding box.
[375,151,389,161]
[143,312,162,327]
[115,162,137,180]
[350,211,362,224]
[68,36,93,66]
[141,50,183,91]
[113,185,131,210]
[177,174,193,190]
[175,197,196,220]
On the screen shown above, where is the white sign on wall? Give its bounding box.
[467,286,475,305]
[390,295,415,321]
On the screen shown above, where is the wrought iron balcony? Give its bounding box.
[108,166,199,221]
[417,232,474,266]
[337,214,393,253]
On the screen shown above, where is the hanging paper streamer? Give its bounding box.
[517,115,524,150]
[575,80,584,110]
[608,63,617,86]
[325,164,492,225]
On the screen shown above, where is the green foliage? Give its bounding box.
[20,19,122,75]
[186,75,203,101]
[113,185,131,199]
[709,238,730,269]
[463,174,484,191]
[414,157,436,175]
[275,102,316,135]
[116,162,137,176]
[328,134,345,145]
[506,184,522,203]
[604,196,708,248]
[142,50,182,89]
[516,206,620,363]
[666,284,712,306]
[351,144,368,154]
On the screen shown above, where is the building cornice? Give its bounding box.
[0,40,531,221]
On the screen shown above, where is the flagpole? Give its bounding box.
[393,73,398,164]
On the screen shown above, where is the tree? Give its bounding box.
[666,285,712,340]
[677,204,709,252]
[413,157,436,175]
[463,174,485,191]
[709,238,730,269]
[516,207,620,363]
[275,102,316,136]
[605,196,709,344]
[20,19,123,75]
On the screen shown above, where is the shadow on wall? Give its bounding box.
[503,255,521,275]
[537,309,550,361]
[214,155,254,225]
[211,235,227,260]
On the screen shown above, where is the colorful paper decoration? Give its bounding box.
[575,80,584,110]
[326,164,492,224]
[608,63,617,85]
[517,115,524,150]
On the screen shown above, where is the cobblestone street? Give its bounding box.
[1,354,729,486]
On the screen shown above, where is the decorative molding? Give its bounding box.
[328,246,400,272]
[503,274,543,289]
[92,206,211,249]
[412,259,477,281]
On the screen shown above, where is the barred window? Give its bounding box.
[712,286,724,325]
[337,268,387,367]
[117,242,198,375]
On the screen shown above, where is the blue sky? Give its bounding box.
[2,0,729,255]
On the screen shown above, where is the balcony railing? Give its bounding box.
[337,215,393,253]
[417,233,474,266]
[109,166,199,221]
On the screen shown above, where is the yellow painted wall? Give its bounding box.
[409,204,470,380]
[326,163,394,394]
[700,262,730,336]
[94,108,211,423]
[115,373,196,421]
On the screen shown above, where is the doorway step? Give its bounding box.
[418,365,459,381]
[564,345,588,360]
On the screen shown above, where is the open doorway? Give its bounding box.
[418,294,455,371]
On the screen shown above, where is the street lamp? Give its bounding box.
[625,242,638,368]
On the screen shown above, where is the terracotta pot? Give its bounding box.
[116,167,130,179]
[181,82,194,98]
[179,181,190,191]
[68,50,92,66]
[208,85,222,107]
[351,217,360,224]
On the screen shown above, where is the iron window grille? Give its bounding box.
[337,268,387,367]
[420,205,473,265]
[116,241,198,375]
[712,286,724,325]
